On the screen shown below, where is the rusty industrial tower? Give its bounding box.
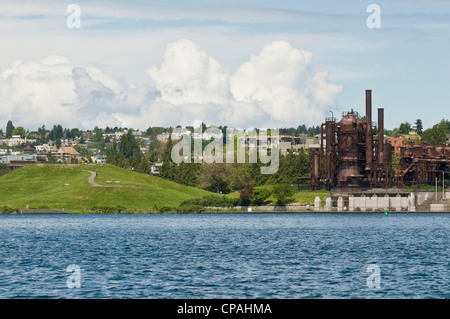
[309,89,450,191]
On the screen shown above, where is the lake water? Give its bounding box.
[0,213,448,299]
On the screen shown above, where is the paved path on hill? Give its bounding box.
[84,170,104,187]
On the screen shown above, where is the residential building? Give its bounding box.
[5,135,28,147]
[35,144,52,154]
[92,155,107,164]
[56,146,81,163]
[23,145,36,153]
[151,162,162,175]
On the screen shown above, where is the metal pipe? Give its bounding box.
[378,108,384,164]
[320,123,325,180]
[365,90,373,170]
[325,120,336,183]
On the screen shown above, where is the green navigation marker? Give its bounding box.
[384,211,388,215]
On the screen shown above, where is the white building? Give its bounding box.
[35,144,52,154]
[6,135,28,147]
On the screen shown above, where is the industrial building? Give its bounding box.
[309,90,450,191]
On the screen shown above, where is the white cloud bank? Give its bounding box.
[0,40,342,130]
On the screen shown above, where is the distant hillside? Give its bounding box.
[0,164,212,213]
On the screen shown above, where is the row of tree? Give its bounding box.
[385,119,450,146]
[155,135,311,193]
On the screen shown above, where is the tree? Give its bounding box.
[6,120,14,138]
[94,126,103,143]
[225,162,252,191]
[148,138,164,163]
[197,162,228,193]
[414,119,423,136]
[119,130,140,160]
[272,184,295,206]
[38,125,47,144]
[136,157,152,174]
[421,121,448,146]
[239,184,254,206]
[398,122,412,135]
[48,124,63,148]
[13,126,26,139]
[173,160,200,187]
[159,133,176,180]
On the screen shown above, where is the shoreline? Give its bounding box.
[1,210,449,215]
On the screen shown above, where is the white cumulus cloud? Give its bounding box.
[0,40,343,130]
[230,41,342,125]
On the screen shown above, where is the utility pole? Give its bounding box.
[443,171,445,200]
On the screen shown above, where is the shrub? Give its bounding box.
[252,188,272,206]
[0,206,17,214]
[272,184,295,206]
[180,195,239,207]
[176,205,204,214]
[153,205,174,213]
[89,205,127,214]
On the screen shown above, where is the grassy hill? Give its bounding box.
[0,164,212,213]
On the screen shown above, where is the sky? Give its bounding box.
[0,0,448,131]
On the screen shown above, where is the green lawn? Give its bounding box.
[0,164,212,213]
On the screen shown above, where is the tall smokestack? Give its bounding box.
[365,90,373,170]
[378,108,384,164]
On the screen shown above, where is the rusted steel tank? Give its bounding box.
[336,110,365,187]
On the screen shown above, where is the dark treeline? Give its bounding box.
[105,130,151,174]
[157,134,311,193]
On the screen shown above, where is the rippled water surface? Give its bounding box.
[0,213,448,298]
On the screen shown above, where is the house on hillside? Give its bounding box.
[6,135,28,147]
[23,145,36,153]
[57,146,81,163]
[35,144,52,154]
[92,155,107,164]
[151,162,162,175]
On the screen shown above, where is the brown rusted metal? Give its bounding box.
[325,118,337,189]
[310,149,320,189]
[365,90,373,171]
[306,90,450,190]
[396,142,450,186]
[378,108,384,165]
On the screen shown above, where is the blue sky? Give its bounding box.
[0,0,448,130]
